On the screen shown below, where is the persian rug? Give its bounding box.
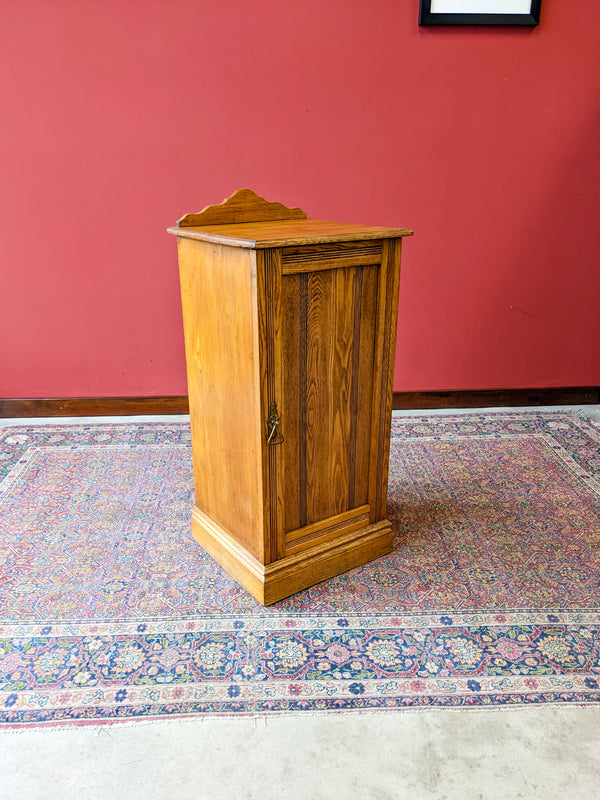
[1,412,599,728]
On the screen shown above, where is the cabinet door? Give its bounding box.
[259,240,402,562]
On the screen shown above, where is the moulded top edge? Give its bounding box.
[166,218,413,249]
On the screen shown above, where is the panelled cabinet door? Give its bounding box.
[262,239,401,562]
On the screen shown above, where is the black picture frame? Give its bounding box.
[419,0,541,26]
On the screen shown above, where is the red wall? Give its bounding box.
[1,0,599,397]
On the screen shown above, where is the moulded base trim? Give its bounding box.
[190,505,394,605]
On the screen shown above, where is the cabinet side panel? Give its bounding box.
[177,238,264,561]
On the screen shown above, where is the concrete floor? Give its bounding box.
[2,707,600,800]
[1,406,599,799]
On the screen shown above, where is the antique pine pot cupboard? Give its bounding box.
[168,189,412,605]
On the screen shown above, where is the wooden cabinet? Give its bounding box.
[168,189,412,605]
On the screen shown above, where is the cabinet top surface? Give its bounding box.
[167,218,413,249]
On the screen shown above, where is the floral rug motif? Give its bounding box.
[1,412,599,727]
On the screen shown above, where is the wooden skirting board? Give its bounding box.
[0,396,190,418]
[0,387,599,418]
[392,387,600,409]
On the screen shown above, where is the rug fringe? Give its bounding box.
[2,702,599,735]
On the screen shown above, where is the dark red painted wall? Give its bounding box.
[1,1,598,397]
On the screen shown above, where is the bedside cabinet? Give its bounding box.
[168,189,412,604]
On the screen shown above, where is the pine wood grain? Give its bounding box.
[256,247,285,563]
[177,188,307,227]
[167,218,412,249]
[172,189,412,604]
[277,262,380,554]
[177,238,265,561]
[191,503,393,606]
[354,266,379,507]
[280,272,303,533]
[284,505,371,557]
[369,239,403,522]
[281,241,382,273]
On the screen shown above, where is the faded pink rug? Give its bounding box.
[1,412,599,727]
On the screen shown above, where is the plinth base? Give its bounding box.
[191,506,394,605]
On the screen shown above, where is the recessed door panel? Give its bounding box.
[280,264,379,551]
